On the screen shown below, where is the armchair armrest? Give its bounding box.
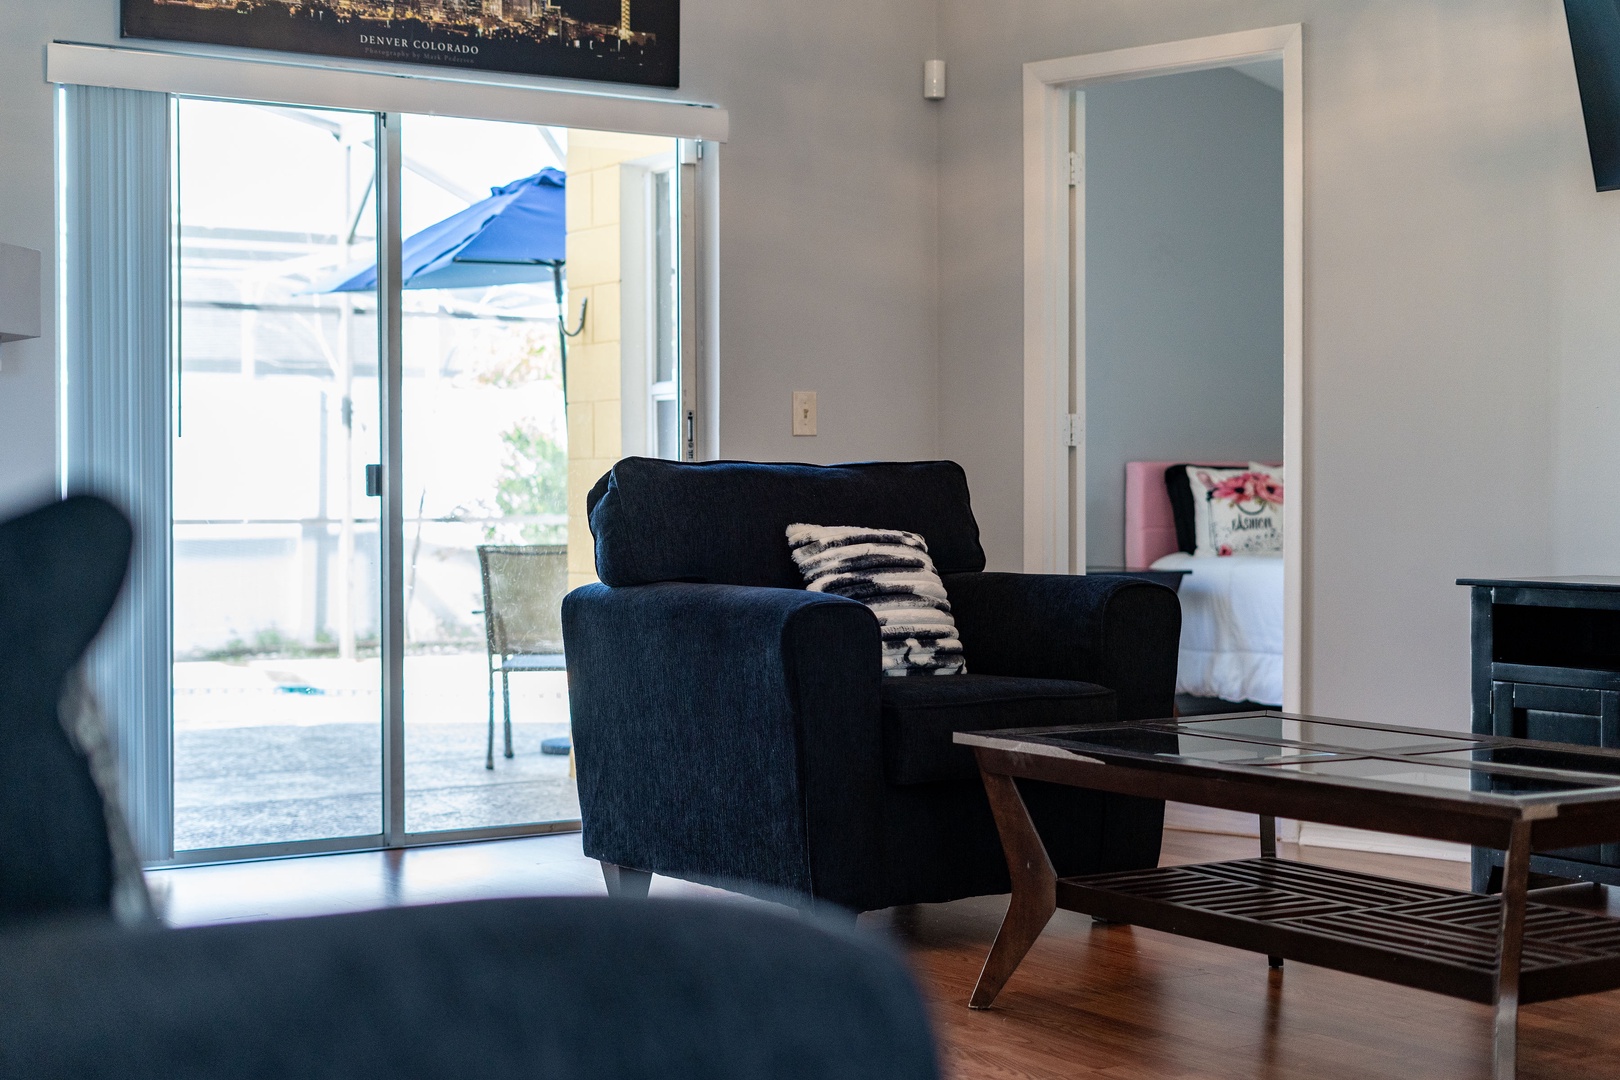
[562,582,884,902]
[943,572,1180,723]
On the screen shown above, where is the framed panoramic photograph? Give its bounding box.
[122,0,679,88]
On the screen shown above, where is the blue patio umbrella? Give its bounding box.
[323,167,582,385]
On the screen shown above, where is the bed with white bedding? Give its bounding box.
[1148,552,1282,706]
[1123,460,1284,707]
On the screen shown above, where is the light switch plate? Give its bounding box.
[792,391,817,436]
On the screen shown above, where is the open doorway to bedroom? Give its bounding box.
[1020,27,1303,843]
[1080,61,1285,718]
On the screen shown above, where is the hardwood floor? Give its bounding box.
[150,830,1620,1078]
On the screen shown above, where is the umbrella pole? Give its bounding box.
[553,263,588,404]
[553,265,568,400]
[553,265,569,400]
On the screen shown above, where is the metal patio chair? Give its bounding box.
[477,544,568,769]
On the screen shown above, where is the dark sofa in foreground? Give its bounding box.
[564,458,1182,914]
[0,496,939,1080]
[0,896,936,1080]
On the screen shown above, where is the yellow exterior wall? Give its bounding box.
[565,131,672,591]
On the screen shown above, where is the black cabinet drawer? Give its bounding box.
[1492,680,1620,865]
[1508,682,1602,716]
[1491,680,1618,746]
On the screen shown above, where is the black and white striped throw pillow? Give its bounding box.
[786,523,967,676]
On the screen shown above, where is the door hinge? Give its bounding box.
[1068,150,1082,187]
[1061,413,1082,447]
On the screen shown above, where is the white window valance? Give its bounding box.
[46,41,728,143]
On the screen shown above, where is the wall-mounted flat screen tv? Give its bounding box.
[1567,0,1620,191]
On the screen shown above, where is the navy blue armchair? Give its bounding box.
[564,458,1183,914]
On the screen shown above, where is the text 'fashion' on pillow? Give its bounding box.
[786,523,966,676]
[1184,465,1284,557]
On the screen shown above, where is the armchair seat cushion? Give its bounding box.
[879,674,1115,785]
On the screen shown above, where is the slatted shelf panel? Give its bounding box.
[1058,859,1620,1005]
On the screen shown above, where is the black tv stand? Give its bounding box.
[1459,576,1620,892]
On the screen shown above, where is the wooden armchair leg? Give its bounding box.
[601,862,653,899]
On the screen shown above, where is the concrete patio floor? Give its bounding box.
[173,654,577,851]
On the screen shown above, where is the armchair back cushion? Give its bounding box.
[587,459,986,589]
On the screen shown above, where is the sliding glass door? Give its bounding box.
[396,114,575,836]
[171,100,384,852]
[162,96,686,859]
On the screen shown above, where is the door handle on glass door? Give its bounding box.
[366,464,383,497]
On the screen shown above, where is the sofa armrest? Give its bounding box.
[562,582,884,901]
[943,572,1180,723]
[0,898,939,1080]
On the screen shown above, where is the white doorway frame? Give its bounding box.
[1022,24,1304,713]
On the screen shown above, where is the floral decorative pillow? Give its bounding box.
[1186,465,1284,557]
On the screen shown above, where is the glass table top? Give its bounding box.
[1412,744,1620,776]
[959,711,1620,803]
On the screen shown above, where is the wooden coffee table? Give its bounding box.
[957,712,1620,1079]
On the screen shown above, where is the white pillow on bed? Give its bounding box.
[1184,465,1284,557]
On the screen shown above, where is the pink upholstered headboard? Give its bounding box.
[1124,461,1276,569]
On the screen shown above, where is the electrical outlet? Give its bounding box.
[792,391,817,436]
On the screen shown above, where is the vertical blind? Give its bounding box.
[59,84,173,862]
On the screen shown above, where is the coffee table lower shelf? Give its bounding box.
[1064,857,1620,1005]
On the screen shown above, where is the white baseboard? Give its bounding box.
[1165,802,1260,837]
[1164,803,1299,842]
[1165,803,1468,863]
[1296,822,1470,863]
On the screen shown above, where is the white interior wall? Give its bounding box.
[683,0,940,464]
[0,0,942,515]
[1084,67,1284,567]
[1553,42,1620,576]
[939,1,1581,733]
[0,5,73,511]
